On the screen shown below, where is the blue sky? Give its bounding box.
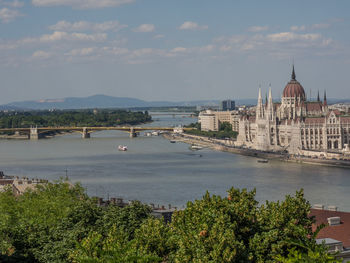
[0,0,349,104]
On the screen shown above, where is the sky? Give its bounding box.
[0,0,349,104]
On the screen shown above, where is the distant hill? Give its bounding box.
[2,95,221,110]
[1,95,349,110]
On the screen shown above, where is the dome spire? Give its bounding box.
[291,64,296,80]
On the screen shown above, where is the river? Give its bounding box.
[0,112,349,210]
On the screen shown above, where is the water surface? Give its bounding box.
[0,113,349,210]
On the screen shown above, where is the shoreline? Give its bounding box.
[164,133,350,169]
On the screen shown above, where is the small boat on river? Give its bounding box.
[170,140,176,143]
[257,159,268,163]
[190,144,203,150]
[118,145,128,151]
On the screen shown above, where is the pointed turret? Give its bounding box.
[291,65,296,80]
[317,91,320,102]
[256,87,264,119]
[267,85,274,120]
[323,90,327,106]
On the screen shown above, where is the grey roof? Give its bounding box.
[316,238,342,245]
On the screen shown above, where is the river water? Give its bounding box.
[0,113,349,210]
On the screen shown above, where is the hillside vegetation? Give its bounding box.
[0,181,339,263]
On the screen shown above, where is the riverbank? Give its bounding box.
[164,133,350,169]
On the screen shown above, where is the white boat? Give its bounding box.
[257,159,268,163]
[118,145,128,151]
[190,145,203,150]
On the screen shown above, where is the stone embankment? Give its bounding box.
[164,133,350,169]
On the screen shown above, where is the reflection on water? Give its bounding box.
[0,113,349,210]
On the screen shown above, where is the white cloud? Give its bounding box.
[291,23,330,32]
[0,7,21,23]
[179,21,208,31]
[266,32,321,42]
[39,31,107,42]
[290,25,306,32]
[170,47,187,53]
[133,24,155,33]
[66,47,95,56]
[31,0,135,9]
[49,20,127,32]
[32,50,51,59]
[0,0,24,8]
[248,26,268,32]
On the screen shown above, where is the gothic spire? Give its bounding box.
[324,90,327,106]
[317,90,320,102]
[257,87,263,119]
[291,64,296,80]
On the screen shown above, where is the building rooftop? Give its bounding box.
[310,208,350,248]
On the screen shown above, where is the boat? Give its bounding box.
[170,140,176,143]
[257,159,268,163]
[118,145,128,151]
[190,144,203,150]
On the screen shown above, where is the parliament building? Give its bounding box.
[236,67,350,155]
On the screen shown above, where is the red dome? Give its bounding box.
[283,80,305,99]
[282,66,306,99]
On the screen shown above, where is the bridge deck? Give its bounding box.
[0,127,194,132]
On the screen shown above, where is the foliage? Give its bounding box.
[0,109,151,129]
[185,122,201,129]
[0,183,340,263]
[185,121,237,139]
[168,188,258,262]
[70,226,161,263]
[0,181,153,263]
[219,121,233,132]
[0,180,87,262]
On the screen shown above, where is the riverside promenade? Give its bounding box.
[165,133,350,169]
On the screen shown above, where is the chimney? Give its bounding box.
[328,205,338,211]
[328,217,341,226]
[314,204,324,210]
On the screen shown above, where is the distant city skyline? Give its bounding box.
[0,0,349,104]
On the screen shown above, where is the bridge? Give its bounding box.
[0,126,195,140]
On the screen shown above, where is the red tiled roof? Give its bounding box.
[304,117,325,124]
[340,116,350,123]
[333,110,341,116]
[310,209,350,248]
[306,102,323,112]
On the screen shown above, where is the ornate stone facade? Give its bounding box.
[236,67,350,154]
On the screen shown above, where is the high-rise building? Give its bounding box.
[221,100,235,111]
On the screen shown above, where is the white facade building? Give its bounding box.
[198,110,240,132]
[236,66,350,155]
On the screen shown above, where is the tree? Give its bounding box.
[0,184,339,263]
[219,121,233,132]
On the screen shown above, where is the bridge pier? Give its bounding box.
[82,128,90,139]
[129,128,137,138]
[29,127,39,140]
